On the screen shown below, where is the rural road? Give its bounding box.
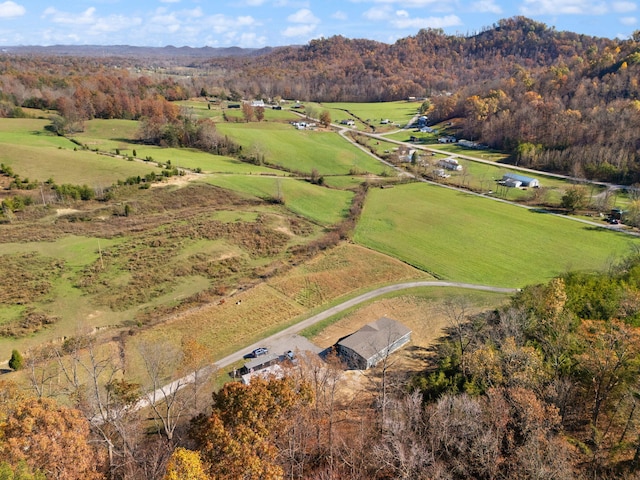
[134,281,517,412]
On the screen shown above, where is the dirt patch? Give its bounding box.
[150,172,201,188]
[56,208,81,216]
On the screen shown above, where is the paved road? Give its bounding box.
[132,281,517,412]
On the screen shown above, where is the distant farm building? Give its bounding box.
[437,158,463,171]
[438,136,456,143]
[340,119,355,126]
[502,173,540,188]
[336,317,412,370]
[458,139,487,149]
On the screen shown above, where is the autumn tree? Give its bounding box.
[319,109,331,127]
[0,396,104,479]
[163,448,208,480]
[242,102,254,122]
[255,106,265,122]
[561,184,589,212]
[190,376,313,479]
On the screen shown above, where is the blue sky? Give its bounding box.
[0,0,637,48]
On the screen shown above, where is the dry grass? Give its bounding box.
[126,243,433,376]
[269,243,431,308]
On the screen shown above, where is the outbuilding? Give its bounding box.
[336,317,411,370]
[239,352,280,375]
[502,173,540,188]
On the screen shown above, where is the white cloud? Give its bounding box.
[237,32,268,47]
[287,8,320,24]
[0,1,24,18]
[282,23,317,37]
[612,1,637,13]
[350,0,438,5]
[520,0,608,15]
[391,13,462,29]
[620,15,637,24]
[332,10,348,20]
[363,5,393,21]
[471,0,503,14]
[43,7,98,25]
[274,0,311,6]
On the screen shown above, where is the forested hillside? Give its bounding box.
[1,17,639,181]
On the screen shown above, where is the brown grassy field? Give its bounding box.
[124,242,433,383]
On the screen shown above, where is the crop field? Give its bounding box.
[216,122,384,175]
[206,175,354,226]
[354,182,640,287]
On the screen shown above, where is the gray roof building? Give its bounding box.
[336,317,411,370]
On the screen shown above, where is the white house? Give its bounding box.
[437,158,463,171]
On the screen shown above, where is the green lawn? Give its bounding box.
[354,182,640,288]
[216,122,384,175]
[206,175,354,226]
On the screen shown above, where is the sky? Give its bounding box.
[0,0,637,49]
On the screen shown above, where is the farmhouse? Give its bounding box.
[437,157,463,171]
[438,136,456,143]
[502,173,540,188]
[336,317,412,370]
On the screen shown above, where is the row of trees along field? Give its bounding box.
[6,255,640,478]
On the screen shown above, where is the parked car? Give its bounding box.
[252,347,268,357]
[285,350,295,360]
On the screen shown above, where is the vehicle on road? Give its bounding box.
[252,347,268,357]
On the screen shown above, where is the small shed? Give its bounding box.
[336,317,412,370]
[502,173,539,188]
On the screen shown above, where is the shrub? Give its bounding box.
[8,349,23,370]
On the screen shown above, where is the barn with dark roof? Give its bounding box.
[336,317,411,370]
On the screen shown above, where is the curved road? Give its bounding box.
[134,281,517,412]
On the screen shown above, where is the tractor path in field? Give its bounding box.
[132,281,517,413]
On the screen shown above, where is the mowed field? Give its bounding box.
[0,119,163,186]
[205,175,354,226]
[354,182,640,287]
[216,122,384,175]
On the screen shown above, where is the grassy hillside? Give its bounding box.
[354,182,639,287]
[216,122,384,175]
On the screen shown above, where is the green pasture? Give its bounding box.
[206,175,354,226]
[216,122,384,175]
[321,175,370,189]
[320,101,421,126]
[0,123,162,186]
[354,182,640,288]
[70,119,286,175]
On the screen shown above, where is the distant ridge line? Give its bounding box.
[0,44,280,58]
